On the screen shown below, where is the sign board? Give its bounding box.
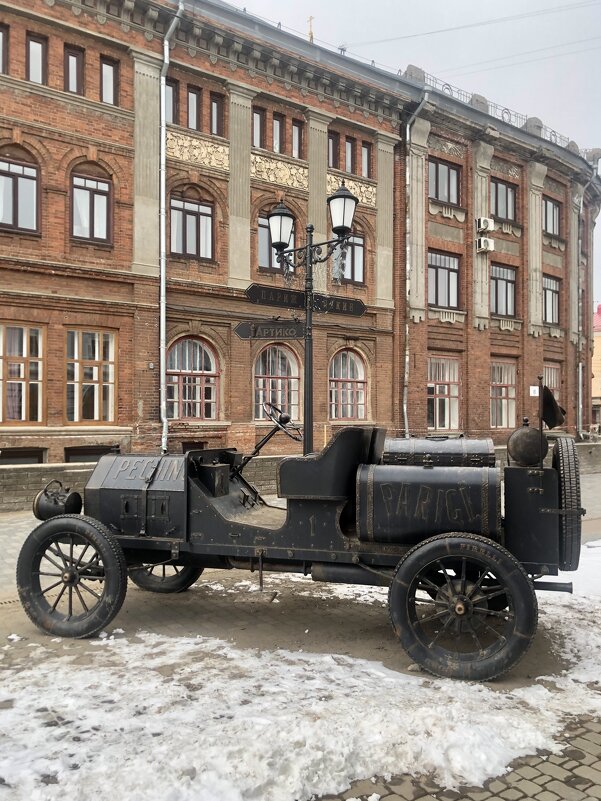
[245,283,366,317]
[234,320,305,340]
[530,386,540,397]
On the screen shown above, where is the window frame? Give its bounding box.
[292,120,303,159]
[65,329,117,425]
[543,196,561,237]
[166,337,220,421]
[100,56,119,106]
[490,263,516,318]
[71,172,112,244]
[273,113,285,154]
[345,137,355,174]
[0,25,9,75]
[543,363,561,403]
[340,234,365,285]
[543,275,560,325]
[428,158,460,206]
[254,344,300,421]
[0,323,45,425]
[361,142,372,178]
[490,361,517,430]
[165,78,179,126]
[187,86,201,131]
[427,250,460,309]
[427,356,460,431]
[329,349,367,421]
[170,194,214,261]
[26,32,47,85]
[328,132,340,169]
[64,44,84,95]
[490,178,516,222]
[252,107,265,149]
[210,93,224,136]
[0,155,40,234]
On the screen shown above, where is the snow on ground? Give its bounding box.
[1,545,600,801]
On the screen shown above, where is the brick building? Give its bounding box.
[592,304,601,430]
[1,0,600,465]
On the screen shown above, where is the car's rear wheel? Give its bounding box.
[16,515,128,638]
[389,533,537,681]
[129,564,203,593]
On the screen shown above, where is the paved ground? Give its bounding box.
[1,474,600,801]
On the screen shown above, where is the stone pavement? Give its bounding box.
[1,475,600,801]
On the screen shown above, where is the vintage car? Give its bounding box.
[16,400,582,681]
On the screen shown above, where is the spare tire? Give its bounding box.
[552,438,582,571]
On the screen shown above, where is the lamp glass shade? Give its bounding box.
[328,183,358,237]
[267,202,295,251]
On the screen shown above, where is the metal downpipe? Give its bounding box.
[159,0,184,454]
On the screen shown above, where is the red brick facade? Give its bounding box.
[0,0,599,464]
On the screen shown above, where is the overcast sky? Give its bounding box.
[234,0,601,305]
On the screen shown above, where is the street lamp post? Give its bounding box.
[267,183,358,455]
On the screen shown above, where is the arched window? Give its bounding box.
[170,188,213,260]
[167,338,219,420]
[329,349,366,420]
[0,148,39,233]
[71,163,112,243]
[254,345,299,420]
[258,213,295,272]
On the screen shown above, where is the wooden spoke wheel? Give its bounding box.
[129,564,204,593]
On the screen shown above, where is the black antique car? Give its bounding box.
[16,400,582,681]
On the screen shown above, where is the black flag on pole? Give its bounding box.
[542,386,566,429]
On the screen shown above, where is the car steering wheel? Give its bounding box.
[262,402,303,442]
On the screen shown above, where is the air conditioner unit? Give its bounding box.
[476,237,495,253]
[476,217,495,233]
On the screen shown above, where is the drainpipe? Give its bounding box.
[159,0,184,454]
[402,90,429,437]
[577,154,599,438]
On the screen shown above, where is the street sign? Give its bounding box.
[234,320,305,340]
[245,283,305,310]
[313,293,366,317]
[245,283,366,317]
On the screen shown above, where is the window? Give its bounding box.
[64,45,84,94]
[258,214,294,271]
[66,330,115,423]
[292,120,303,159]
[329,350,366,420]
[100,57,118,105]
[544,364,561,402]
[72,173,111,242]
[187,87,201,131]
[0,25,9,75]
[428,159,460,205]
[26,33,47,85]
[345,137,355,173]
[167,338,219,420]
[490,362,516,429]
[210,93,224,136]
[0,447,45,465]
[543,275,560,325]
[273,114,284,154]
[543,197,561,236]
[252,108,265,148]
[65,445,118,463]
[254,345,299,420]
[490,179,516,221]
[361,142,372,178]
[165,79,178,125]
[170,194,213,259]
[328,132,339,169]
[337,235,364,284]
[428,251,459,309]
[427,357,460,430]
[0,324,43,423]
[0,157,38,232]
[490,264,516,317]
